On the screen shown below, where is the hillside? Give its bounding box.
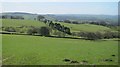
[1,12,38,20]
[58,22,114,32]
[1,19,46,27]
[1,19,115,33]
[46,14,117,23]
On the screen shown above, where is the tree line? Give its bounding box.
[72,31,120,40]
[1,15,24,20]
[2,26,50,36]
[38,15,71,35]
[2,26,119,40]
[63,20,119,27]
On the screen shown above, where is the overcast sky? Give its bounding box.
[1,0,118,15]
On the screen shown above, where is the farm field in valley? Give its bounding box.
[2,34,118,65]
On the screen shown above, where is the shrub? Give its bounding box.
[78,31,103,40]
[39,26,50,36]
[103,31,119,39]
[85,32,98,40]
[4,27,16,32]
[27,27,38,35]
[95,32,104,39]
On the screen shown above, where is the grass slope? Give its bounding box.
[1,19,115,33]
[2,34,118,65]
[58,22,114,32]
[1,19,46,27]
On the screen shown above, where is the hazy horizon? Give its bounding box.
[1,11,118,16]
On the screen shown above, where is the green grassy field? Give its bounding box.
[1,19,46,27]
[57,22,114,32]
[2,34,118,65]
[1,19,115,33]
[1,19,119,65]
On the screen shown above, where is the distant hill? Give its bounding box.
[1,12,38,20]
[1,12,118,25]
[45,14,118,25]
